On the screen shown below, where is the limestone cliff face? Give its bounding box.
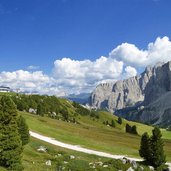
[90,66,155,111]
[91,76,145,111]
[90,61,171,126]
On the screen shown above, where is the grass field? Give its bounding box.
[0,137,118,171]
[22,137,111,171]
[21,111,171,161]
[0,137,152,171]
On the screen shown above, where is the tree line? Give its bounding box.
[0,96,30,170]
[11,94,99,121]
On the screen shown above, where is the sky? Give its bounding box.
[1,0,171,95]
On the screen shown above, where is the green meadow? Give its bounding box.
[21,111,171,161]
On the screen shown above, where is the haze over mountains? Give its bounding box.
[90,61,171,127]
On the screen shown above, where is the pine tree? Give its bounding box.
[132,125,138,135]
[118,117,122,125]
[37,104,44,116]
[139,127,166,168]
[17,115,30,146]
[0,96,23,170]
[111,120,115,127]
[150,127,166,168]
[125,123,132,133]
[139,132,151,163]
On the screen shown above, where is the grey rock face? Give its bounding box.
[90,75,146,112]
[90,61,171,126]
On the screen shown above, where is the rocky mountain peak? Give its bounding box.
[90,61,171,126]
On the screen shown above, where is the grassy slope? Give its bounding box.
[21,111,171,161]
[1,137,118,171]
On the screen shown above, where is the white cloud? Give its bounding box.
[109,36,171,67]
[52,57,124,93]
[0,70,64,96]
[1,36,171,95]
[124,66,137,78]
[27,65,40,70]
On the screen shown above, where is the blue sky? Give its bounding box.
[1,0,171,95]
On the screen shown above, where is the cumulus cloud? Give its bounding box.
[0,70,65,96]
[109,36,171,67]
[1,36,171,95]
[52,57,124,93]
[124,66,137,78]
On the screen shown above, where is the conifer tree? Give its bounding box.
[17,115,30,146]
[0,96,23,170]
[150,127,166,168]
[111,120,115,127]
[139,127,166,168]
[132,125,138,135]
[37,104,44,116]
[118,117,122,125]
[126,123,132,133]
[139,132,151,163]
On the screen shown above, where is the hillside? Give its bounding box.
[1,92,171,160]
[20,110,171,161]
[1,92,171,170]
[90,61,171,127]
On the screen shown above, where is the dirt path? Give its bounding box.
[30,131,171,168]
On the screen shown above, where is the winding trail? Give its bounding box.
[30,131,171,168]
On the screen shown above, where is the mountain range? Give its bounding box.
[90,61,171,127]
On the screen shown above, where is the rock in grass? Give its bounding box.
[103,165,108,168]
[120,158,127,164]
[132,161,138,169]
[127,167,134,171]
[70,155,75,159]
[148,166,154,170]
[37,146,47,152]
[139,166,144,170]
[45,160,51,166]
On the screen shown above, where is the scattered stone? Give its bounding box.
[132,161,138,169]
[128,159,132,164]
[139,166,144,170]
[149,166,154,170]
[29,108,37,114]
[45,160,51,166]
[57,153,62,157]
[70,155,75,159]
[95,161,103,166]
[166,168,171,171]
[52,112,56,116]
[63,161,68,164]
[92,165,96,169]
[121,158,127,164]
[37,146,47,152]
[127,167,134,171]
[103,165,108,168]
